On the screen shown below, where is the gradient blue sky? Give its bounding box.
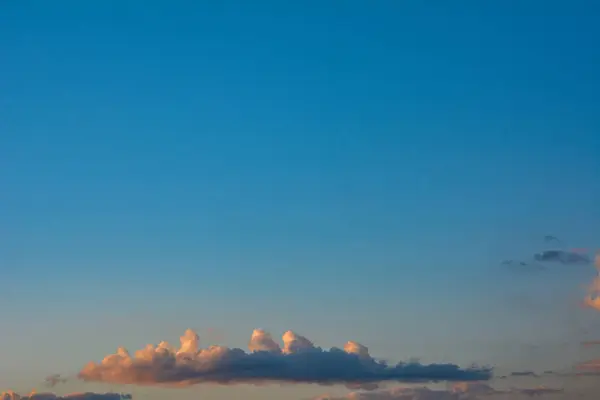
[1,1,600,399]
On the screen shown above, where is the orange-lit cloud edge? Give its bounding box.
[577,253,600,379]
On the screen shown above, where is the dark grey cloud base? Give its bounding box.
[534,249,590,264]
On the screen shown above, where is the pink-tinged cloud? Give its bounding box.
[0,391,131,400]
[572,253,600,389]
[582,254,600,311]
[571,248,590,253]
[576,358,600,373]
[581,340,600,347]
[315,382,564,399]
[77,328,492,387]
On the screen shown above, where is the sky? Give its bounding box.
[1,1,600,399]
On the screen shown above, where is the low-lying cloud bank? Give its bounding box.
[78,329,492,387]
[1,391,131,400]
[315,382,564,399]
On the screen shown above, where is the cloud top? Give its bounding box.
[78,328,492,387]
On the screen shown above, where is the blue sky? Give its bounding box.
[1,1,599,399]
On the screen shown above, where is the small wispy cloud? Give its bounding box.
[509,371,539,378]
[543,235,563,246]
[581,340,600,346]
[44,375,67,388]
[77,328,492,387]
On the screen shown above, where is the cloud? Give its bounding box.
[576,358,600,374]
[501,261,547,272]
[576,253,600,373]
[0,391,131,400]
[314,382,563,399]
[44,375,67,388]
[582,253,600,310]
[533,250,590,265]
[543,235,563,245]
[581,340,600,346]
[510,371,539,378]
[77,328,492,387]
[515,387,564,397]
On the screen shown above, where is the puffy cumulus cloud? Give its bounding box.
[0,391,131,400]
[78,328,492,387]
[248,329,282,353]
[315,383,564,399]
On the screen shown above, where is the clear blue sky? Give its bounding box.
[1,2,599,399]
